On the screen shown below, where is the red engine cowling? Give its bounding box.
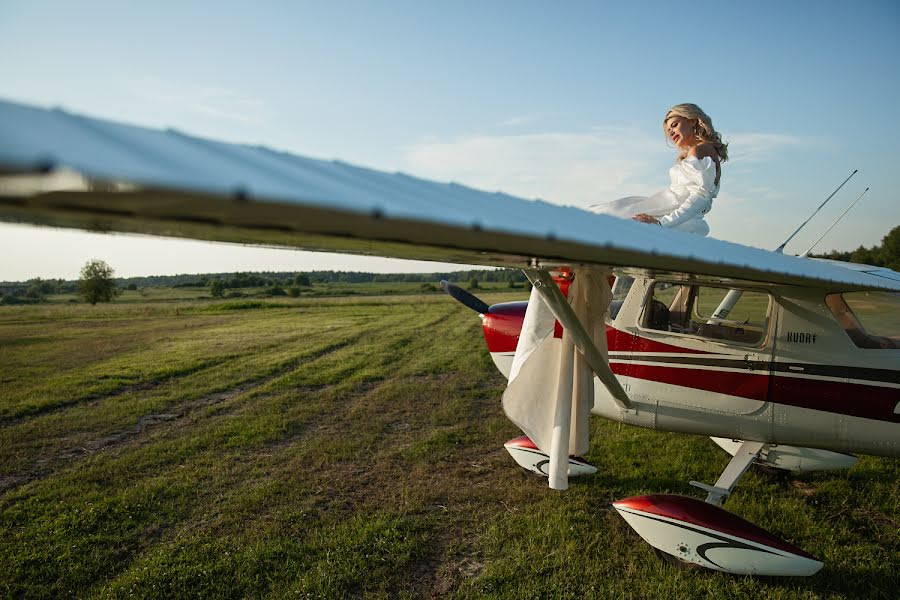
[481,271,573,354]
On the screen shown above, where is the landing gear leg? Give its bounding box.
[689,440,766,506]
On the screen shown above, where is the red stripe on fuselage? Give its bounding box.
[623,363,770,402]
[612,359,900,423]
[607,327,711,354]
[630,332,709,355]
[771,376,900,424]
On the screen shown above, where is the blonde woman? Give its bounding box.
[592,103,728,236]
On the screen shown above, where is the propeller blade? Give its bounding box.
[440,280,491,314]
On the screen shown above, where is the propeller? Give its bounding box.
[440,280,491,314]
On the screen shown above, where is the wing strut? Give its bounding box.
[518,268,630,490]
[524,269,631,410]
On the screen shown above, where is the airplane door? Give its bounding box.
[629,282,773,416]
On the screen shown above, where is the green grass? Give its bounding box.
[1,289,897,598]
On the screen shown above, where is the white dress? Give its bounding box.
[590,156,719,236]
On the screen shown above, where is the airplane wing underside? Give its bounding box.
[1,99,897,292]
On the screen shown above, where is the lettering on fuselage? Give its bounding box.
[785,332,817,344]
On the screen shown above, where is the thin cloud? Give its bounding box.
[127,77,266,125]
[726,132,815,163]
[496,114,539,127]
[403,127,671,207]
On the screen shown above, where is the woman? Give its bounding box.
[593,103,728,237]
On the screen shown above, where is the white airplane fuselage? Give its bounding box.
[482,275,900,458]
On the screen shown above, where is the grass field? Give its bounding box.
[1,289,898,599]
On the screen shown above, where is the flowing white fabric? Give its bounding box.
[502,270,611,461]
[590,156,718,237]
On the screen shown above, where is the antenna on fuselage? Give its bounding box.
[710,170,859,323]
[800,187,870,258]
[774,169,857,254]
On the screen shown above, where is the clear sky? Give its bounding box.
[1,0,898,280]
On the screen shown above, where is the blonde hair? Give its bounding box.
[664,103,728,162]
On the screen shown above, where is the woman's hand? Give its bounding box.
[633,213,660,225]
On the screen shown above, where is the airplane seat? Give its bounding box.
[825,293,892,350]
[647,299,670,331]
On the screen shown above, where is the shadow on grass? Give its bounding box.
[741,563,900,599]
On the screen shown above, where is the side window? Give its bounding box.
[643,283,769,345]
[826,292,900,349]
[611,275,635,301]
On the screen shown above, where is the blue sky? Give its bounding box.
[1,0,898,280]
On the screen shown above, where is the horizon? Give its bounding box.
[1,1,898,279]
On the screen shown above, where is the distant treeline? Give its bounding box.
[1,268,526,293]
[810,225,899,271]
[123,268,526,289]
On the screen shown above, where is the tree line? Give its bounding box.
[1,264,528,305]
[810,225,900,271]
[108,268,528,289]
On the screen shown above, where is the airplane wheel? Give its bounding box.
[652,547,705,571]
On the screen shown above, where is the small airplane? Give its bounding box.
[1,99,897,577]
[442,260,898,576]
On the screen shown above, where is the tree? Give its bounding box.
[881,226,900,271]
[468,277,479,290]
[78,259,119,305]
[849,245,879,266]
[25,280,44,300]
[210,278,225,298]
[294,273,311,287]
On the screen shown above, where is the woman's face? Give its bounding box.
[666,115,698,148]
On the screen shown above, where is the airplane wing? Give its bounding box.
[1,98,897,292]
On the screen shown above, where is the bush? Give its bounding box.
[1,295,40,305]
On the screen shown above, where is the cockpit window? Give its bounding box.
[643,283,769,345]
[826,292,900,349]
[611,275,635,301]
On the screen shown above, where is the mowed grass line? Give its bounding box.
[1,293,897,599]
[1,298,489,597]
[0,304,421,482]
[0,303,390,420]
